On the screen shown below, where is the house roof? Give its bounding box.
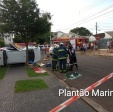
[105,31,113,37]
[93,33,105,39]
[60,33,70,38]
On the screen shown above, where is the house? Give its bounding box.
[105,31,113,39]
[93,32,113,49]
[94,33,105,40]
[3,33,14,45]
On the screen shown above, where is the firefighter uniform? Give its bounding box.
[51,45,58,71]
[68,46,78,71]
[57,43,68,73]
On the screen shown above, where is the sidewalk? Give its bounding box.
[0,64,96,112]
[77,49,113,57]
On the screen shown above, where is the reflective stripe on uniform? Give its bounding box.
[63,70,66,72]
[74,63,77,64]
[60,70,63,72]
[58,57,67,59]
[58,49,65,52]
[52,59,58,61]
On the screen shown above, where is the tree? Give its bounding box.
[13,34,24,43]
[70,27,92,36]
[0,39,5,47]
[0,0,52,63]
[33,32,53,44]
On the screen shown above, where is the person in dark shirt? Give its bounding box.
[67,43,78,71]
[51,44,58,71]
[57,43,68,73]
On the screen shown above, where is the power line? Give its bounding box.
[62,4,113,29]
[62,9,113,31]
[81,0,106,14]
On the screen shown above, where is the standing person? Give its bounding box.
[110,39,113,53]
[79,43,83,52]
[95,40,100,54]
[67,43,78,71]
[90,42,94,54]
[83,42,87,52]
[107,40,110,53]
[44,45,46,54]
[57,43,68,73]
[51,44,59,71]
[91,42,94,51]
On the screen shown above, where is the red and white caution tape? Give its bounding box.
[50,72,113,112]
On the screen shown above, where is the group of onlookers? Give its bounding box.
[51,42,78,73]
[79,42,88,52]
[79,39,113,53]
[78,41,100,54]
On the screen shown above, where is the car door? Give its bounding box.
[7,50,26,64]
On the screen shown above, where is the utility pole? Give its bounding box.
[96,22,97,34]
[50,32,52,46]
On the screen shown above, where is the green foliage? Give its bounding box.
[33,33,51,44]
[13,35,24,43]
[70,27,92,36]
[0,0,52,42]
[0,0,52,63]
[0,66,9,79]
[0,39,5,47]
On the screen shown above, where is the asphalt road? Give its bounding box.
[42,53,113,112]
[67,54,113,112]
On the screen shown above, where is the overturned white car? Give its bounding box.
[0,44,41,66]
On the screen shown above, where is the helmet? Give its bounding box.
[54,44,59,48]
[60,42,63,45]
[56,44,59,48]
[54,44,57,48]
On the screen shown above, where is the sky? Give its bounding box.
[36,0,113,34]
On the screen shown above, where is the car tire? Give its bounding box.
[3,50,7,67]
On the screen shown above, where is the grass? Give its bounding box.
[15,79,48,93]
[25,65,49,77]
[0,66,9,79]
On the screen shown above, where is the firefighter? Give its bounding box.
[51,44,59,71]
[57,43,68,73]
[67,43,78,71]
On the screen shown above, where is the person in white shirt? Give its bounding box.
[83,43,87,52]
[91,42,94,51]
[107,40,110,53]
